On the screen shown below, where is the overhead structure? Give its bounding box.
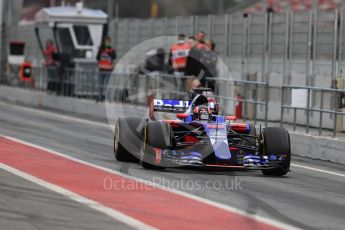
[35,2,108,63]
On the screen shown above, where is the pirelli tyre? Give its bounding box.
[114,117,145,162]
[140,121,174,170]
[260,127,291,176]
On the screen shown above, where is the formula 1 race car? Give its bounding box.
[114,88,291,176]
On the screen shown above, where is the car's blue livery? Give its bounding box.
[115,88,291,176]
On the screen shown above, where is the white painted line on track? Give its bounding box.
[291,164,345,178]
[0,163,156,230]
[1,135,299,230]
[2,103,344,227]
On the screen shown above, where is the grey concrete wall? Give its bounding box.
[1,85,344,164]
[290,132,345,164]
[0,85,146,122]
[0,86,108,119]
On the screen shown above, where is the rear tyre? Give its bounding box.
[114,117,144,162]
[140,121,173,170]
[260,127,291,176]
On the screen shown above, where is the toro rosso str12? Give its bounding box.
[114,88,291,176]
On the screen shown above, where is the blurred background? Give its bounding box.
[1,0,345,137]
[17,0,258,20]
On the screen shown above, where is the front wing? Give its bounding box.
[152,148,287,170]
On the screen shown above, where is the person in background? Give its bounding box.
[168,33,191,89]
[200,39,217,90]
[97,36,116,102]
[205,39,215,50]
[185,32,206,82]
[188,36,195,40]
[44,39,58,92]
[186,36,197,47]
[195,31,206,44]
[186,77,201,99]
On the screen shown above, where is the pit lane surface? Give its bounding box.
[0,102,345,230]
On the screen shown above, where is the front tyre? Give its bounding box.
[114,117,144,162]
[140,121,173,170]
[260,127,291,176]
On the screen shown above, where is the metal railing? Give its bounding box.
[281,85,345,137]
[3,66,345,137]
[2,66,268,115]
[206,77,269,126]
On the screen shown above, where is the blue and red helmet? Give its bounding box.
[193,105,212,121]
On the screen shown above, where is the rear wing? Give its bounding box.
[153,99,190,113]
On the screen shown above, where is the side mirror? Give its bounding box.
[177,113,188,119]
[226,115,237,121]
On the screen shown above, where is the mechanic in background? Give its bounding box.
[200,39,217,90]
[168,33,191,90]
[186,36,197,47]
[195,31,205,44]
[185,31,206,83]
[97,36,116,102]
[186,78,201,99]
[44,39,58,93]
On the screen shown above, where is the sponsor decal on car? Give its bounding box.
[153,99,190,112]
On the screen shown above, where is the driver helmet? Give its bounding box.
[193,105,212,121]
